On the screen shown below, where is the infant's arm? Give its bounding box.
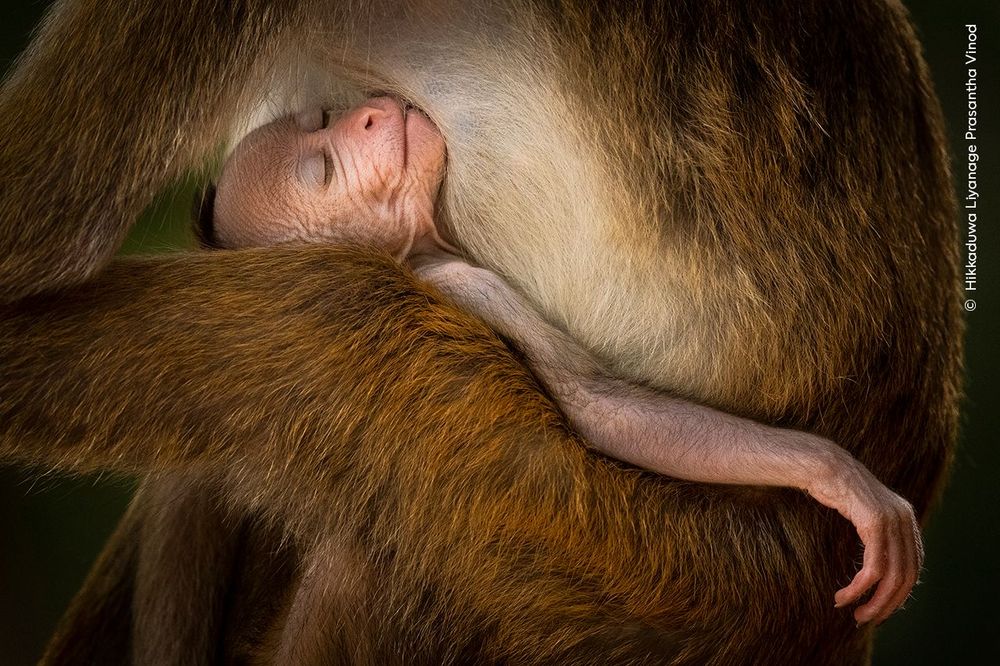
[414,256,922,626]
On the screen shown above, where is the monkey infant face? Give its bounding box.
[214,97,446,257]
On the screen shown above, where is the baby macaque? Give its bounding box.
[205,97,921,624]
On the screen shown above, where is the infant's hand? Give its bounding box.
[806,450,923,626]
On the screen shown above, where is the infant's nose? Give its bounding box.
[351,96,404,134]
[356,108,383,132]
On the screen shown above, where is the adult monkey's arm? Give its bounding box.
[0,246,553,537]
[0,0,313,300]
[0,246,849,663]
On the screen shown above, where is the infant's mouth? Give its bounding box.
[366,94,444,175]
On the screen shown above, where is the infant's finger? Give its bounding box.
[853,528,901,624]
[872,510,922,625]
[911,513,926,571]
[873,572,914,625]
[835,528,884,607]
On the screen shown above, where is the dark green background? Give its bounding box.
[1,1,996,663]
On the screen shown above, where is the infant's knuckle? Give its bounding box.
[866,517,885,532]
[885,513,905,531]
[858,570,878,585]
[883,572,902,589]
[859,507,882,529]
[883,502,902,519]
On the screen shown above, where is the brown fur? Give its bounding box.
[0,0,960,663]
[132,476,241,664]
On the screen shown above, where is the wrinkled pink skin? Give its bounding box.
[214,98,922,627]
[215,96,454,259]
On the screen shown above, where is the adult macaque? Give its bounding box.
[0,1,960,664]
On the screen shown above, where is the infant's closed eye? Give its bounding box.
[323,151,334,186]
[302,153,325,187]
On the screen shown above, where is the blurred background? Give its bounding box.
[0,1,996,663]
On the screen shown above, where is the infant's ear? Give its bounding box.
[192,183,222,249]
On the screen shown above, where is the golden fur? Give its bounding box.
[0,0,961,663]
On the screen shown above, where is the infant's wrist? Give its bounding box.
[768,428,842,496]
[800,439,860,505]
